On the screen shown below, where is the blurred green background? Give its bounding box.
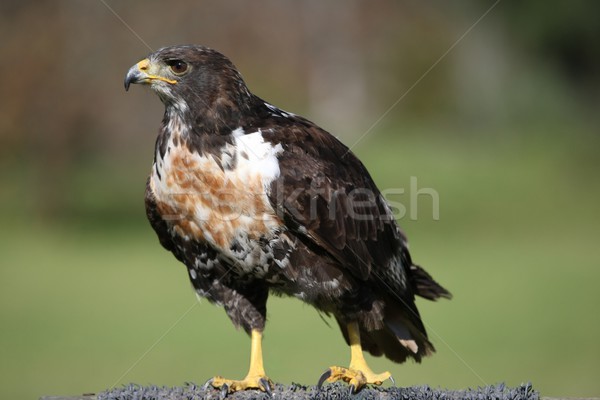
[1,1,599,399]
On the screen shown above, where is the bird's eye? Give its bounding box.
[167,60,188,75]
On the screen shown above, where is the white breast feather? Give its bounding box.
[150,124,286,272]
[233,128,283,187]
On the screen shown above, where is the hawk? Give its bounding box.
[124,45,450,395]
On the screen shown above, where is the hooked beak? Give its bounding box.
[124,58,177,91]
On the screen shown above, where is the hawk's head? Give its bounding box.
[125,45,252,122]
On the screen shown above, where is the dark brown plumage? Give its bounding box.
[125,44,450,394]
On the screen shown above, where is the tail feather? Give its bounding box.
[335,263,450,364]
[337,296,436,363]
[367,329,413,362]
[409,264,452,301]
[382,298,434,362]
[358,319,433,363]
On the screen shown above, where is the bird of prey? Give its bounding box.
[124,45,450,395]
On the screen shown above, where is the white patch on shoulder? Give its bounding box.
[232,127,245,137]
[232,128,284,185]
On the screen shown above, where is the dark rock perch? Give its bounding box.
[42,382,540,400]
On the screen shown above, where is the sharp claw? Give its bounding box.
[219,383,229,399]
[388,375,396,386]
[348,384,356,395]
[317,369,332,389]
[259,378,272,397]
[202,378,214,391]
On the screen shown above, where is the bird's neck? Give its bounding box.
[165,92,260,137]
[157,105,236,160]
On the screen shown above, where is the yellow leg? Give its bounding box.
[318,321,392,392]
[208,329,273,395]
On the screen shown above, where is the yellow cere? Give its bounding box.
[137,58,177,85]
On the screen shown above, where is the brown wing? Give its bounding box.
[263,121,403,281]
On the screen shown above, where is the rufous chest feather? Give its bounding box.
[149,127,285,256]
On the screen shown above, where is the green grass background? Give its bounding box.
[1,126,599,399]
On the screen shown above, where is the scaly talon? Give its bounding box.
[259,377,273,397]
[219,383,229,400]
[208,329,274,396]
[317,369,332,389]
[348,383,357,395]
[318,365,390,391]
[317,322,394,392]
[210,375,273,395]
[202,378,214,391]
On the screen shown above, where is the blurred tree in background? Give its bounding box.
[1,0,598,224]
[1,2,599,398]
